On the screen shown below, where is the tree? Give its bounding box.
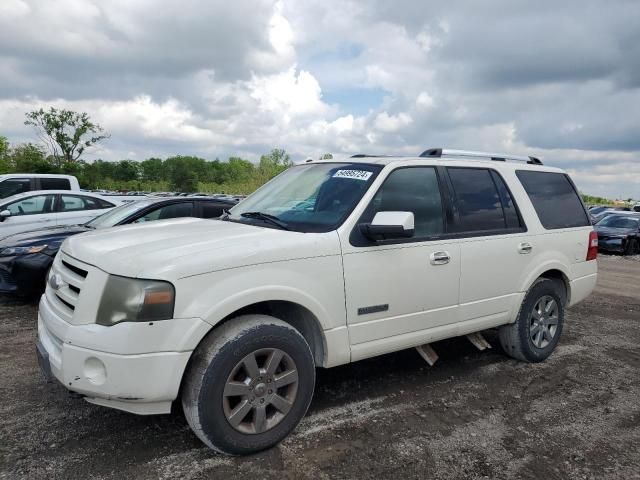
[24,107,109,165]
[0,136,11,173]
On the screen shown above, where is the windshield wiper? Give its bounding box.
[240,211,290,230]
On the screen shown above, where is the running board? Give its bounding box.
[415,344,439,366]
[466,332,492,351]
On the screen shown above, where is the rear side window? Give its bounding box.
[135,202,194,223]
[516,171,590,229]
[447,168,519,232]
[40,177,71,190]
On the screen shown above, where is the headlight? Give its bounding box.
[0,245,48,256]
[96,276,175,326]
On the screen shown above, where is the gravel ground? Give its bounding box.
[1,255,639,479]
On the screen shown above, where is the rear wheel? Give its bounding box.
[181,315,315,455]
[499,278,565,362]
[624,238,638,256]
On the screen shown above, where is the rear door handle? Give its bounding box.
[430,251,451,265]
[518,242,533,254]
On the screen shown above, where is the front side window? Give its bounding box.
[229,163,382,232]
[447,168,508,232]
[200,202,229,219]
[0,179,30,199]
[360,167,444,238]
[516,171,590,229]
[134,202,194,223]
[5,194,55,216]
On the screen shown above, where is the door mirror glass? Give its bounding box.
[359,211,414,241]
[0,209,10,221]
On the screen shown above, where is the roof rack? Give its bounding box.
[419,148,543,165]
[350,154,396,158]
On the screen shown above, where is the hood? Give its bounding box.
[595,226,635,237]
[61,218,341,279]
[0,225,91,248]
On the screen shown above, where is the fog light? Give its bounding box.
[84,357,107,385]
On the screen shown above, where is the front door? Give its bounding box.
[340,166,460,360]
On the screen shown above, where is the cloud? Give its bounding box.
[1,0,639,198]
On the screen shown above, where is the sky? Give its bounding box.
[0,0,639,199]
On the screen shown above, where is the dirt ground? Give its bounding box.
[1,255,639,480]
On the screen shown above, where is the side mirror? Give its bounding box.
[359,211,414,241]
[0,210,10,222]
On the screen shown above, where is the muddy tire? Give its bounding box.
[499,278,566,363]
[181,315,315,455]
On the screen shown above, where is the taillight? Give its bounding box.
[586,230,598,261]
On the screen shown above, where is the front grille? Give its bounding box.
[46,253,90,322]
[61,260,88,278]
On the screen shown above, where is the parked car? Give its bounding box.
[594,214,640,255]
[37,148,597,454]
[590,206,631,224]
[0,191,118,240]
[0,196,236,295]
[0,174,81,199]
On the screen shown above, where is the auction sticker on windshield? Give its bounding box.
[333,170,373,181]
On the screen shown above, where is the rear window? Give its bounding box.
[516,171,590,229]
[40,177,71,190]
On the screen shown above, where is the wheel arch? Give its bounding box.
[526,267,571,305]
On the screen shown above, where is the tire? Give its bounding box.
[499,278,565,363]
[181,314,316,455]
[624,238,638,256]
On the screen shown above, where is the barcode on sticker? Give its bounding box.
[333,170,373,181]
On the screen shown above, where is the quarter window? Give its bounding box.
[362,167,444,238]
[516,171,589,229]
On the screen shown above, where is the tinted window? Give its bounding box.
[0,178,30,199]
[447,168,505,232]
[5,194,55,216]
[40,177,71,190]
[516,171,590,229]
[135,202,193,223]
[200,202,228,219]
[362,167,444,237]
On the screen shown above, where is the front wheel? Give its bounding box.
[499,278,565,363]
[181,315,316,455]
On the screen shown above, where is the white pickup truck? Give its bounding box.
[37,149,598,454]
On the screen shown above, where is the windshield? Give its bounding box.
[598,216,640,229]
[85,200,153,228]
[229,163,382,232]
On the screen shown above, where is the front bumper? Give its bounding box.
[37,294,211,415]
[0,253,53,294]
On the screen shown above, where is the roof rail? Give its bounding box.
[419,148,543,165]
[350,154,395,158]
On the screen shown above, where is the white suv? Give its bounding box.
[37,149,598,454]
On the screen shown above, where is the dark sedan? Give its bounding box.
[595,214,640,255]
[0,196,236,296]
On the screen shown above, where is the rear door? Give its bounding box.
[444,167,530,323]
[55,194,114,226]
[0,194,56,237]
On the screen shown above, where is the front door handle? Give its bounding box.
[518,242,533,254]
[430,251,451,265]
